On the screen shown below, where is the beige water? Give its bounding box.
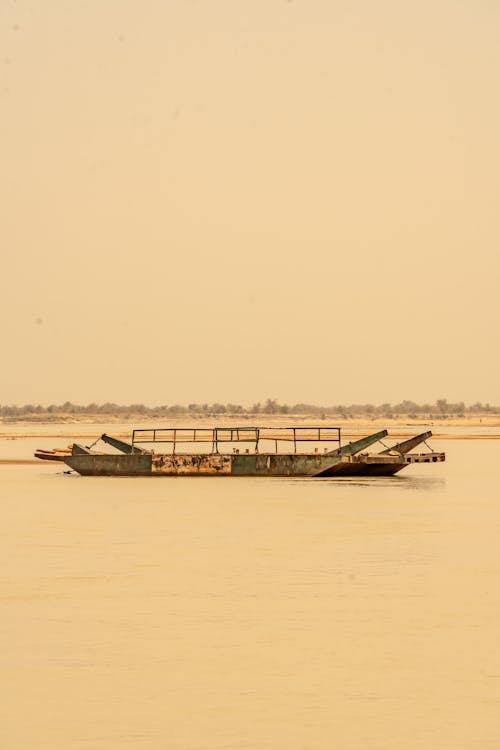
[3,439,500,749]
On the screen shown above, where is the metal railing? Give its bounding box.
[131,426,342,454]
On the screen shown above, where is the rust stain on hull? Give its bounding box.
[152,454,231,475]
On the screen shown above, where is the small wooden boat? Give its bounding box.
[34,447,72,462]
[34,443,105,462]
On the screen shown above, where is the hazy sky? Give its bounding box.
[1,0,499,406]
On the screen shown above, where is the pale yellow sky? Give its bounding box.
[1,0,499,406]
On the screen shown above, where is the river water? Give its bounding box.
[2,437,500,749]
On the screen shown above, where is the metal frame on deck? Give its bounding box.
[131,426,342,455]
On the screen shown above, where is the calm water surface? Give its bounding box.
[2,439,500,749]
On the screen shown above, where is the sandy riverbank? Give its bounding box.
[1,415,499,441]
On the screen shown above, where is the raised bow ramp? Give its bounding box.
[378,431,432,455]
[327,430,388,456]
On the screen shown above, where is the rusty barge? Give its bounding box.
[60,426,445,477]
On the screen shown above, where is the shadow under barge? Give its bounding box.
[60,427,445,477]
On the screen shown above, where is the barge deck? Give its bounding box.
[59,426,445,477]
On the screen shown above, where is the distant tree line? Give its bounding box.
[0,398,498,419]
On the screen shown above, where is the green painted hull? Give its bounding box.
[63,451,445,477]
[64,452,342,477]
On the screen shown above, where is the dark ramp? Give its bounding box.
[327,430,388,456]
[100,434,149,454]
[72,443,94,455]
[379,431,432,455]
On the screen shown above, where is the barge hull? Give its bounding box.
[61,426,445,477]
[65,454,153,476]
[64,452,344,477]
[63,451,444,477]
